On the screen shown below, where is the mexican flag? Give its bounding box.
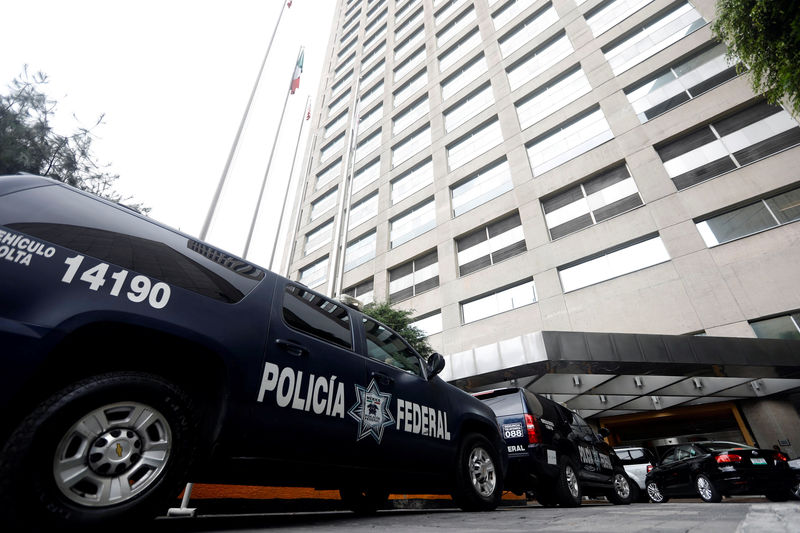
[290,49,304,94]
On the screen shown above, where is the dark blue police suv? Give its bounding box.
[0,175,506,529]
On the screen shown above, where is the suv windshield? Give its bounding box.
[479,392,525,417]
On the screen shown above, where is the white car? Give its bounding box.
[790,458,800,500]
[614,446,657,502]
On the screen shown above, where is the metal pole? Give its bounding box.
[269,95,311,270]
[199,1,288,240]
[283,132,318,276]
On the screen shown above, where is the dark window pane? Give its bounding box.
[657,127,717,161]
[642,91,691,121]
[283,285,352,348]
[415,275,439,294]
[766,188,800,224]
[714,101,782,137]
[390,286,414,302]
[583,165,630,195]
[363,318,422,375]
[415,249,438,270]
[358,279,374,294]
[488,212,522,237]
[733,128,800,166]
[491,240,526,263]
[672,157,737,189]
[703,202,776,244]
[456,228,488,252]
[542,186,584,213]
[593,193,643,221]
[389,261,414,280]
[686,66,738,98]
[549,213,594,239]
[480,392,525,416]
[459,255,492,276]
[751,315,800,340]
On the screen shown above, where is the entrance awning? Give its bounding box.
[443,331,800,418]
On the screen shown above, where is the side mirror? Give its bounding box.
[427,352,445,378]
[598,427,610,439]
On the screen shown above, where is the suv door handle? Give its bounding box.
[275,339,308,357]
[371,371,394,386]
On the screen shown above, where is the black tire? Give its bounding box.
[536,488,559,507]
[0,372,196,530]
[339,488,390,514]
[695,474,721,503]
[627,479,641,503]
[451,433,502,511]
[646,481,669,503]
[607,471,633,505]
[554,457,581,507]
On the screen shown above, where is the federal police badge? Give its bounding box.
[348,378,395,443]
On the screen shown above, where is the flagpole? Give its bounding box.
[269,95,311,270]
[199,1,289,241]
[242,46,304,260]
[283,131,317,276]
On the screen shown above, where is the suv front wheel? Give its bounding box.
[451,433,502,511]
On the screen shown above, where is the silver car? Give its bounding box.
[614,446,657,502]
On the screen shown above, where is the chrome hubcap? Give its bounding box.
[565,465,579,498]
[647,482,663,502]
[613,474,630,499]
[697,476,712,500]
[468,446,496,497]
[53,402,172,507]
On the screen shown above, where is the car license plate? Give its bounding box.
[751,457,767,465]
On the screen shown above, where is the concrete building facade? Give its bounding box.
[284,0,800,455]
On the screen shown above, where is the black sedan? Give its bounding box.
[645,441,794,503]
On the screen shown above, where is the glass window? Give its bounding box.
[362,40,387,68]
[526,107,614,176]
[355,129,382,163]
[320,133,345,164]
[516,66,592,131]
[360,81,384,110]
[310,188,338,221]
[395,7,423,40]
[439,28,481,72]
[364,23,387,50]
[493,0,535,30]
[394,46,426,82]
[444,83,494,133]
[343,278,375,305]
[298,256,329,289]
[367,0,387,19]
[335,54,356,79]
[396,0,421,22]
[625,43,739,123]
[558,235,670,292]
[283,284,351,349]
[456,212,526,275]
[451,158,513,216]
[395,26,425,61]
[304,219,334,256]
[448,119,504,170]
[603,2,706,76]
[362,60,385,87]
[393,95,430,135]
[542,164,643,239]
[366,8,388,34]
[696,186,800,247]
[363,317,423,376]
[435,0,470,26]
[390,198,436,248]
[353,158,381,193]
[338,38,358,62]
[585,0,654,37]
[498,3,559,57]
[349,192,379,230]
[340,22,360,45]
[315,159,341,191]
[506,32,573,90]
[389,249,439,302]
[343,9,361,32]
[441,54,488,100]
[392,124,431,168]
[344,231,377,271]
[411,311,444,336]
[345,0,361,18]
[750,313,800,341]
[325,112,348,139]
[358,104,383,134]
[394,69,428,108]
[392,158,433,204]
[437,5,477,47]
[657,102,800,190]
[461,279,537,324]
[330,70,353,98]
[328,88,351,117]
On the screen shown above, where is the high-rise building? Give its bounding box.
[283,0,800,453]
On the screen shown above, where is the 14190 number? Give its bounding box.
[61,255,170,309]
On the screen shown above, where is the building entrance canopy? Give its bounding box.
[444,331,800,418]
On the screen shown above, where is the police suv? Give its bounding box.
[0,175,506,529]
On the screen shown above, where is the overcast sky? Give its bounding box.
[0,0,337,270]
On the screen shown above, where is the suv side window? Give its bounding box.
[571,412,597,442]
[661,449,677,464]
[282,285,352,348]
[362,317,422,376]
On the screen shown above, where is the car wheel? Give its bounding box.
[646,481,669,503]
[607,471,633,505]
[451,433,502,511]
[695,474,721,503]
[554,457,581,507]
[339,488,390,514]
[0,372,196,530]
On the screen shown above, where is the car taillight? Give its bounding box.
[715,453,742,463]
[524,414,540,444]
[774,452,788,462]
[647,465,653,473]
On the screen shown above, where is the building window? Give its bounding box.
[367,0,387,19]
[394,70,427,108]
[320,132,346,162]
[657,101,800,190]
[325,112,348,139]
[394,46,426,82]
[750,313,800,341]
[304,219,334,256]
[358,104,383,135]
[393,95,430,135]
[558,234,670,292]
[365,8,388,34]
[411,310,444,336]
[696,186,800,247]
[330,70,353,98]
[349,192,379,230]
[461,278,537,324]
[392,124,431,168]
[343,8,361,32]
[344,231,377,271]
[361,60,385,87]
[441,54,488,100]
[498,2,559,57]
[392,158,433,205]
[395,26,425,61]
[437,5,476,47]
[360,81,385,109]
[448,119,503,171]
[542,164,643,240]
[603,2,706,76]
[444,83,494,133]
[456,212,526,276]
[340,22,360,44]
[362,40,387,67]
[390,198,436,248]
[506,31,573,91]
[299,256,329,289]
[451,158,513,216]
[395,7,423,40]
[355,129,382,164]
[352,158,381,193]
[328,88,351,117]
[586,0,654,37]
[364,23,387,50]
[526,106,614,176]
[343,278,375,305]
[396,0,421,22]
[516,66,592,131]
[315,159,341,191]
[439,30,481,75]
[335,54,356,79]
[345,0,361,18]
[435,0,470,26]
[389,249,439,302]
[310,188,338,222]
[338,38,358,62]
[492,0,536,30]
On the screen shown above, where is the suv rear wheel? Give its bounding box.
[607,471,633,505]
[554,457,581,507]
[451,433,502,511]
